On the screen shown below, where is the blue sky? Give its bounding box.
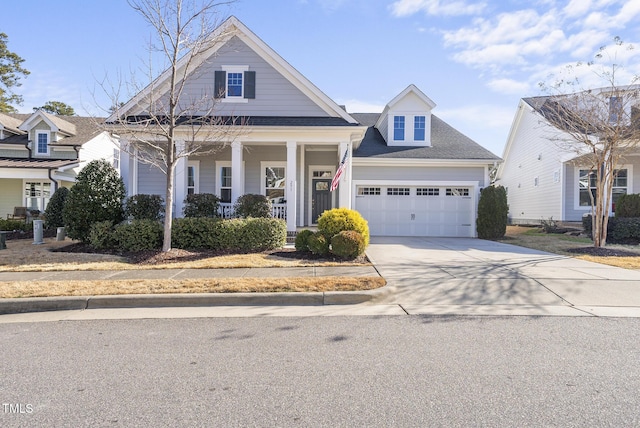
[3,0,640,156]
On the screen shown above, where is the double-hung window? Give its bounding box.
[187,161,199,195]
[24,181,51,210]
[414,116,426,141]
[215,66,255,101]
[220,166,232,203]
[227,73,243,97]
[263,164,286,203]
[36,131,49,155]
[578,168,628,209]
[393,116,405,141]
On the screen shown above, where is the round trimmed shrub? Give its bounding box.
[113,219,163,252]
[172,217,222,249]
[183,193,220,218]
[476,185,508,240]
[331,230,366,259]
[125,194,165,221]
[88,220,116,250]
[234,194,272,218]
[317,208,370,248]
[308,231,330,256]
[44,186,70,229]
[294,229,314,252]
[63,160,126,242]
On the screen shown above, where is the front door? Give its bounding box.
[312,179,332,223]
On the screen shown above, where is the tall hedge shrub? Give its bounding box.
[44,186,70,229]
[233,194,272,218]
[615,194,640,218]
[183,193,220,218]
[476,185,508,240]
[125,194,165,221]
[63,160,126,242]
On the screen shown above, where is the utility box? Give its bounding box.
[56,227,65,241]
[33,220,44,245]
[0,231,6,250]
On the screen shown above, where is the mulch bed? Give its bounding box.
[51,242,368,266]
[566,247,640,257]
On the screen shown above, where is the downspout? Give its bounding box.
[24,140,32,159]
[48,168,59,192]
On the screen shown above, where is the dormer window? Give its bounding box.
[414,116,426,141]
[36,131,49,155]
[393,116,405,141]
[214,66,256,102]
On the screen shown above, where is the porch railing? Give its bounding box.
[218,203,287,220]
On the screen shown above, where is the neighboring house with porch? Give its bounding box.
[109,16,499,238]
[0,110,119,219]
[496,89,640,224]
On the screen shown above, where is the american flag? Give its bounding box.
[330,148,349,192]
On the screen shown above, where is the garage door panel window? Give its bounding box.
[357,187,381,196]
[417,188,439,196]
[387,187,410,196]
[446,188,470,196]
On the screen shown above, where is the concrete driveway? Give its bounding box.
[366,236,640,317]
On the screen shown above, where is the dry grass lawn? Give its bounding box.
[500,226,640,270]
[0,238,384,298]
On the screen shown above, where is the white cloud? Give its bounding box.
[564,0,593,17]
[487,78,532,95]
[338,99,385,113]
[390,0,486,17]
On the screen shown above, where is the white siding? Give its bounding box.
[176,36,329,117]
[498,106,564,224]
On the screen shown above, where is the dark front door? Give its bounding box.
[312,179,332,223]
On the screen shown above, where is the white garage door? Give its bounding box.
[354,185,474,237]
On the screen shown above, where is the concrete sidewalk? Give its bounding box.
[1,237,640,320]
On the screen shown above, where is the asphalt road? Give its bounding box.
[1,316,639,427]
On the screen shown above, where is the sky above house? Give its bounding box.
[3,0,640,157]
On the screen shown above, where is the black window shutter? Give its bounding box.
[244,71,256,99]
[214,70,226,98]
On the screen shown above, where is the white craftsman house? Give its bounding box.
[109,16,500,237]
[497,89,640,224]
[0,110,119,219]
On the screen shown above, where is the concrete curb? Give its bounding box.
[0,284,393,315]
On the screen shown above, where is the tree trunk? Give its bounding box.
[163,138,175,252]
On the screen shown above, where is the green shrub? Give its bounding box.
[294,229,314,252]
[88,220,116,250]
[317,208,370,248]
[233,194,272,218]
[125,194,165,221]
[238,218,286,251]
[183,193,220,218]
[331,230,365,259]
[308,232,330,256]
[113,220,163,251]
[476,185,508,240]
[44,187,69,229]
[0,219,30,232]
[583,214,640,244]
[172,217,285,251]
[615,194,640,218]
[171,217,222,249]
[63,160,126,242]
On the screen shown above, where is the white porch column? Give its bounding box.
[298,144,305,227]
[338,141,351,208]
[174,140,187,218]
[286,141,297,232]
[231,141,244,203]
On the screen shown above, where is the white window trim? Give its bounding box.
[573,164,633,211]
[261,161,286,201]
[23,180,52,211]
[221,65,249,103]
[307,165,335,225]
[35,130,50,156]
[187,160,200,195]
[387,112,431,146]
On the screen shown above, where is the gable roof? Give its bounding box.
[18,110,77,136]
[109,16,358,124]
[353,113,500,161]
[375,84,437,129]
[1,114,105,146]
[0,113,27,135]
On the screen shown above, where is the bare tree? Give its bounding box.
[106,0,243,252]
[537,38,640,247]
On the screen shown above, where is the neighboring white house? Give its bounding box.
[0,110,120,219]
[108,16,500,237]
[497,90,640,224]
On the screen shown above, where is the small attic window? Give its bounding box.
[414,116,425,141]
[393,116,405,141]
[36,131,49,155]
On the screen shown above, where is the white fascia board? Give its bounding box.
[0,144,28,150]
[386,84,436,110]
[0,168,51,180]
[18,111,59,132]
[353,158,496,168]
